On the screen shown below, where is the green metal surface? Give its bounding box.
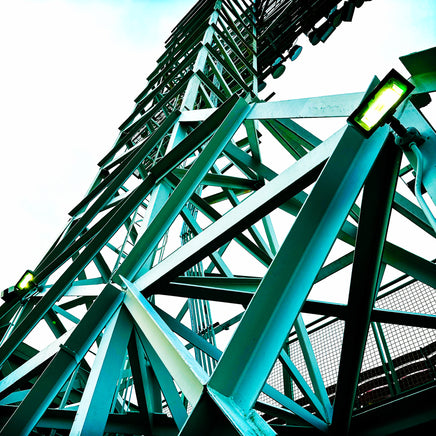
[0,1,435,435]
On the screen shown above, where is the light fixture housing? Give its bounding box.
[258,81,267,92]
[272,64,286,79]
[289,45,302,61]
[16,270,36,292]
[347,68,414,138]
[1,270,37,302]
[342,2,355,22]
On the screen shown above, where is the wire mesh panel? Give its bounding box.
[376,279,436,315]
[259,278,435,414]
[259,359,287,408]
[356,326,393,408]
[374,280,436,398]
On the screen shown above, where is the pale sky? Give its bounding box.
[0,0,435,290]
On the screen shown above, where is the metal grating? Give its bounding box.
[259,278,436,413]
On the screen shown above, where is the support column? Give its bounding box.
[330,134,402,434]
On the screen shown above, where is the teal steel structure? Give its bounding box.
[0,0,435,434]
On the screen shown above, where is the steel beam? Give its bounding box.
[207,124,386,412]
[393,192,436,237]
[180,206,233,277]
[36,111,180,273]
[127,332,159,432]
[0,330,72,398]
[350,384,436,435]
[247,93,365,119]
[2,4,434,435]
[154,304,329,431]
[116,96,251,281]
[133,128,339,294]
[0,405,178,434]
[331,135,402,435]
[398,100,436,204]
[294,316,332,422]
[70,307,133,435]
[122,278,208,406]
[279,349,329,421]
[0,176,155,368]
[158,284,436,329]
[136,330,189,430]
[0,284,124,435]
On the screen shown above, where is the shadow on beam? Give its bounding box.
[0,406,177,435]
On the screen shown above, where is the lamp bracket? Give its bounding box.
[394,126,425,149]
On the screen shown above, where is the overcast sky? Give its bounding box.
[0,0,435,290]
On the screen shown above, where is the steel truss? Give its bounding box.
[0,0,435,434]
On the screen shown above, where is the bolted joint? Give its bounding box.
[59,344,80,364]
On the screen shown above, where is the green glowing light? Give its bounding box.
[17,271,35,290]
[355,79,408,132]
[347,69,414,138]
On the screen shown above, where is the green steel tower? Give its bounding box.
[1,0,435,434]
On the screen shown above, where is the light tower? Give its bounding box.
[1,1,435,435]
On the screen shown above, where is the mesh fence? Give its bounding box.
[261,278,436,412]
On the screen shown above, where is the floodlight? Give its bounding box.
[342,2,355,22]
[320,24,335,42]
[353,0,365,8]
[271,56,286,79]
[258,81,267,92]
[289,45,302,61]
[347,69,414,138]
[1,270,37,302]
[272,64,286,79]
[329,9,342,27]
[16,270,36,291]
[308,28,320,45]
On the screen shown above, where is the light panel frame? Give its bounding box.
[348,68,415,138]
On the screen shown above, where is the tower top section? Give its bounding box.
[170,0,367,83]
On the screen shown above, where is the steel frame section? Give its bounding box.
[330,135,402,434]
[1,1,435,435]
